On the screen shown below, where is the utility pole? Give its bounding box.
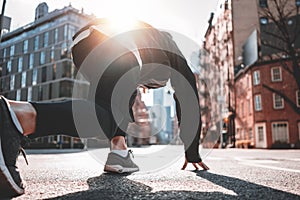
[0,0,7,42]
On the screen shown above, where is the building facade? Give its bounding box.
[0,3,94,148]
[201,0,235,148]
[203,0,300,148]
[235,0,300,148]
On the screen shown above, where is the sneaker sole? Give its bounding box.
[104,165,139,173]
[0,136,24,197]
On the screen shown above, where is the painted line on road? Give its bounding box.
[240,162,300,174]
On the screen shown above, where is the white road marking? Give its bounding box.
[239,162,300,173]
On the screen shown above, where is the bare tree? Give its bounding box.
[259,0,300,114]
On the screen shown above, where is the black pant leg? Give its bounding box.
[29,99,113,139]
[91,52,140,139]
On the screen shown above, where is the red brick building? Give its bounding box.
[236,60,300,148]
[234,0,300,148]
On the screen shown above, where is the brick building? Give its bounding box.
[203,0,300,148]
[235,0,300,148]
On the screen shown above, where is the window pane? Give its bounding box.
[273,93,284,109]
[27,86,32,101]
[272,67,282,81]
[255,95,262,111]
[64,25,68,39]
[40,51,45,64]
[10,75,15,90]
[59,80,73,97]
[34,36,39,51]
[43,32,49,47]
[258,126,264,141]
[41,67,47,82]
[7,60,12,73]
[3,48,6,61]
[16,89,21,101]
[54,28,59,43]
[29,53,34,69]
[21,71,27,88]
[23,40,28,53]
[32,68,37,85]
[272,122,288,143]
[10,45,15,56]
[18,57,23,72]
[259,0,268,8]
[260,17,268,25]
[253,71,260,85]
[51,46,55,61]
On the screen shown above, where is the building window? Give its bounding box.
[23,40,28,54]
[51,46,55,61]
[10,75,15,90]
[43,32,49,47]
[34,36,39,51]
[29,53,34,69]
[62,61,72,78]
[10,45,15,57]
[259,0,268,8]
[273,93,284,109]
[21,71,26,88]
[40,51,45,64]
[59,80,74,98]
[254,94,262,111]
[297,90,300,107]
[296,0,300,7]
[41,67,47,82]
[61,42,68,58]
[68,25,76,41]
[16,90,21,101]
[258,126,264,142]
[249,128,253,140]
[32,68,37,85]
[260,17,268,25]
[27,86,32,101]
[18,57,23,72]
[271,67,282,82]
[54,28,59,43]
[7,60,12,73]
[253,70,260,85]
[272,122,289,143]
[64,25,68,39]
[3,48,7,61]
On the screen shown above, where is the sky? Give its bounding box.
[4,0,219,45]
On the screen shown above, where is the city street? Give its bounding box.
[11,146,300,199]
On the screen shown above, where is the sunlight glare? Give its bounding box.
[91,0,142,34]
[107,16,139,34]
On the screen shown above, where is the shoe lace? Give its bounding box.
[19,136,29,165]
[19,148,28,165]
[128,149,134,158]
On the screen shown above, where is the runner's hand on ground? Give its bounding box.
[181,158,209,171]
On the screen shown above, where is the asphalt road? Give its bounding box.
[9,146,300,199]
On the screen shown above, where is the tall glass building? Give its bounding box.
[0,3,95,148]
